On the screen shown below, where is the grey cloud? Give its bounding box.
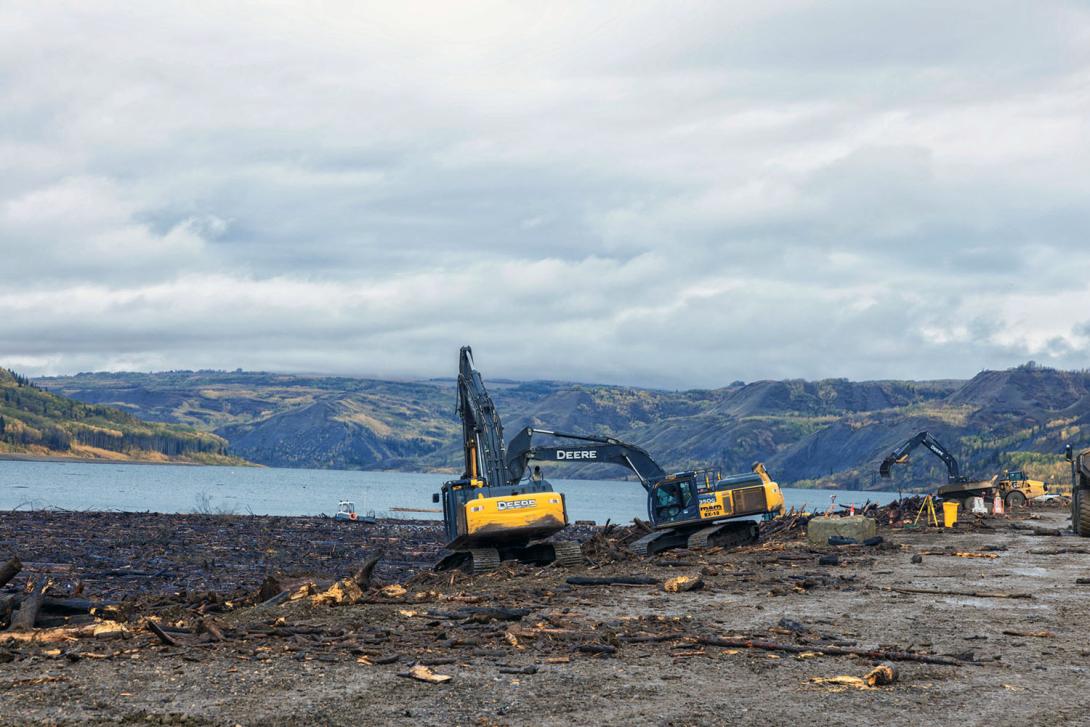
[2,2,1090,386]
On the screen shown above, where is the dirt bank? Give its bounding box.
[1,506,1088,726]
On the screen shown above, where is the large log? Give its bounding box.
[147,619,181,646]
[457,607,530,622]
[257,590,291,608]
[352,555,383,590]
[698,636,973,666]
[566,576,659,587]
[7,577,49,632]
[0,557,21,588]
[880,585,1033,600]
[0,593,16,628]
[0,621,128,644]
[41,596,97,614]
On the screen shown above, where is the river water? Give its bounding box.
[0,460,898,523]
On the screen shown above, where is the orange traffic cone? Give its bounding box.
[993,492,1004,515]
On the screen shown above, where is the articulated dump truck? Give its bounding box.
[1068,445,1090,536]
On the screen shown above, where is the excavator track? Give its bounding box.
[686,521,759,550]
[465,548,501,574]
[629,530,668,557]
[628,528,691,556]
[630,520,760,557]
[550,541,584,567]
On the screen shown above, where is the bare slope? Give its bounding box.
[36,364,1090,489]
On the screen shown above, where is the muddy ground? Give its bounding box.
[2,506,1089,726]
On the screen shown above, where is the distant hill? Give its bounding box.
[0,368,243,465]
[35,363,1090,490]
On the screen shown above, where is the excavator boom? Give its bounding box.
[506,427,666,490]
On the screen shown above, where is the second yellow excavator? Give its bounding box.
[505,428,785,555]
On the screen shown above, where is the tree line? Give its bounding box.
[1,368,227,457]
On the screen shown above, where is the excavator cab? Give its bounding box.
[651,479,695,522]
[648,466,783,531]
[634,465,784,554]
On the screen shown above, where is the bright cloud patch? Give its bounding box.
[2,2,1089,386]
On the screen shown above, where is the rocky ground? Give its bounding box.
[1,504,1088,726]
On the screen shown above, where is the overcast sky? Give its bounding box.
[3,2,1089,388]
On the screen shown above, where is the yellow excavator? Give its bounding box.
[431,347,582,573]
[879,431,1050,509]
[505,428,785,555]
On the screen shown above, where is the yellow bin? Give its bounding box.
[942,501,959,528]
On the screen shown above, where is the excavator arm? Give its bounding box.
[505,428,667,491]
[456,346,510,489]
[879,430,966,483]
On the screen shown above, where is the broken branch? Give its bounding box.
[698,636,974,666]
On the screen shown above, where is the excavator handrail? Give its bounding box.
[505,427,667,491]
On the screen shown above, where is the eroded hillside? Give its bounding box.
[37,364,1089,489]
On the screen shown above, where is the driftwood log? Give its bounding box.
[879,585,1033,600]
[40,597,99,614]
[8,577,50,632]
[352,555,383,590]
[566,576,659,587]
[698,636,973,666]
[0,593,16,627]
[258,590,291,608]
[0,557,21,588]
[147,619,181,647]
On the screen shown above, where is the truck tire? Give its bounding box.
[1005,491,1027,509]
[1076,489,1090,537]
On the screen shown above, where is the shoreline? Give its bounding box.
[0,452,258,467]
[0,455,906,493]
[0,453,206,466]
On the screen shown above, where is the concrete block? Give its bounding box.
[806,515,877,546]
